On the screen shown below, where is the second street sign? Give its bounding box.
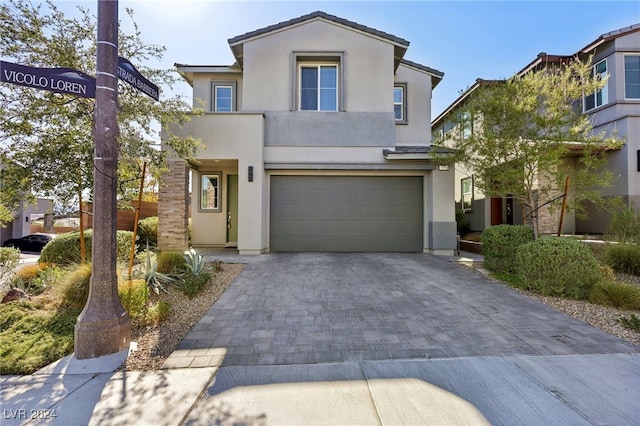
[117,57,159,101]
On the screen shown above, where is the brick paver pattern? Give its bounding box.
[164,253,639,368]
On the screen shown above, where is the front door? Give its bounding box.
[226,175,238,246]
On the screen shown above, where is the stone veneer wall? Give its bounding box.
[158,159,189,251]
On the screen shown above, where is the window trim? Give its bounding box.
[291,51,345,111]
[394,83,408,124]
[210,81,237,112]
[624,54,640,100]
[199,172,222,212]
[584,58,608,112]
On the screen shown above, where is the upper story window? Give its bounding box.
[291,51,344,111]
[299,64,337,111]
[624,55,640,99]
[211,81,236,112]
[584,59,608,111]
[394,83,408,124]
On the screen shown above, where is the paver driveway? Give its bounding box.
[168,253,639,368]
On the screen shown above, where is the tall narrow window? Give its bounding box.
[461,177,473,212]
[584,59,608,111]
[625,55,640,99]
[300,65,337,111]
[200,173,221,211]
[214,86,232,112]
[394,86,404,121]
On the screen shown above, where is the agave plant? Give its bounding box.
[144,240,178,294]
[183,248,205,277]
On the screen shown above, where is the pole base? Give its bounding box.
[75,314,131,360]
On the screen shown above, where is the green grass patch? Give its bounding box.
[0,296,80,375]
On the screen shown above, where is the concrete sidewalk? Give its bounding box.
[1,352,638,425]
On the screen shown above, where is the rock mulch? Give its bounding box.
[123,263,244,371]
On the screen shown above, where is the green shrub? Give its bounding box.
[9,263,57,295]
[589,280,640,310]
[180,271,212,299]
[0,247,20,279]
[137,216,158,247]
[148,300,171,324]
[604,244,640,276]
[515,237,601,299]
[606,204,640,245]
[482,225,534,273]
[156,250,186,275]
[59,263,92,310]
[118,279,149,326]
[619,314,640,331]
[40,230,133,265]
[455,210,471,236]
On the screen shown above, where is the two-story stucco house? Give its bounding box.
[159,11,456,255]
[432,23,640,235]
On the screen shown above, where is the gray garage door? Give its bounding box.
[270,176,423,252]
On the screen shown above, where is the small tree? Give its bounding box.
[0,0,202,213]
[448,58,623,239]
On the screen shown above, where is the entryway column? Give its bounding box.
[158,159,190,251]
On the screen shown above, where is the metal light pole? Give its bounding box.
[75,0,131,359]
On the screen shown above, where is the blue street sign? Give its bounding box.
[117,57,159,101]
[1,60,96,98]
[1,59,159,101]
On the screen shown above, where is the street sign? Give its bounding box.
[1,58,159,101]
[0,60,96,98]
[117,57,159,101]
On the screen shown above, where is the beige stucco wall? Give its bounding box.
[172,113,267,253]
[394,64,433,146]
[240,20,394,112]
[190,71,243,111]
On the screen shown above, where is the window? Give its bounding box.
[461,111,472,139]
[214,86,232,112]
[200,173,221,211]
[299,64,337,111]
[625,55,640,99]
[461,177,473,211]
[394,83,407,124]
[584,59,608,111]
[211,81,236,112]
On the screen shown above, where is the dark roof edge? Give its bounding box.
[227,11,410,47]
[431,78,503,127]
[400,59,444,78]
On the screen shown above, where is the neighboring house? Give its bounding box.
[432,23,640,235]
[160,11,456,254]
[0,163,53,244]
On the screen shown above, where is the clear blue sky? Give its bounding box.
[28,1,640,118]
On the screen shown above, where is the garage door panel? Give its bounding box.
[270,176,423,252]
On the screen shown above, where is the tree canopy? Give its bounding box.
[444,57,623,237]
[0,0,201,219]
